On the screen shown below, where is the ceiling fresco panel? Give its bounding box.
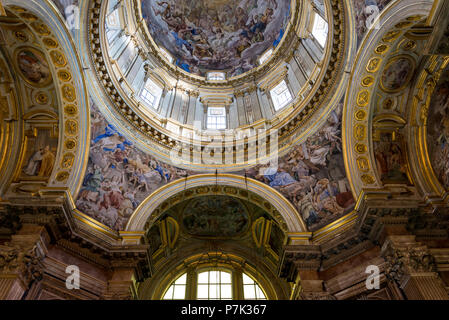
[141,0,291,77]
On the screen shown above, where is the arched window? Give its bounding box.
[242,273,267,300]
[162,273,187,300]
[159,267,269,300]
[197,270,232,300]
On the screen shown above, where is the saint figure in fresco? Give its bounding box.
[38,145,55,177]
[23,149,43,176]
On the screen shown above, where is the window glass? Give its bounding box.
[207,72,226,81]
[312,12,328,48]
[163,273,187,300]
[242,273,267,300]
[207,107,227,130]
[270,80,293,111]
[259,48,273,65]
[197,270,233,300]
[161,269,268,300]
[140,78,163,109]
[106,8,120,29]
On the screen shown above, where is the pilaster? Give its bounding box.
[381,235,449,300]
[0,224,49,300]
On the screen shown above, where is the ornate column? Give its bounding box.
[381,235,449,300]
[0,224,49,300]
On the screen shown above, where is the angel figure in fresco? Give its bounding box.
[82,165,103,191]
[312,178,344,215]
[155,1,173,22]
[308,143,331,166]
[260,166,297,188]
[235,33,252,57]
[235,7,249,30]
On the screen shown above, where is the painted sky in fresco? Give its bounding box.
[141,0,291,77]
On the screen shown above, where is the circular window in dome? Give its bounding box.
[140,0,292,78]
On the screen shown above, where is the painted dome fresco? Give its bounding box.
[141,0,291,77]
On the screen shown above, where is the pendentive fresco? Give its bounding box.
[76,100,353,232]
[76,100,191,230]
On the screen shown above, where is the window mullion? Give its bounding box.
[233,269,243,300]
[186,267,197,300]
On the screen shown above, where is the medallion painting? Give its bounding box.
[141,0,291,77]
[380,56,414,93]
[182,196,249,238]
[427,65,449,189]
[16,47,52,87]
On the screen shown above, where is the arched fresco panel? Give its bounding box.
[427,65,449,190]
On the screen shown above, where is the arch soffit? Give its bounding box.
[2,0,90,199]
[343,0,434,201]
[125,174,308,234]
